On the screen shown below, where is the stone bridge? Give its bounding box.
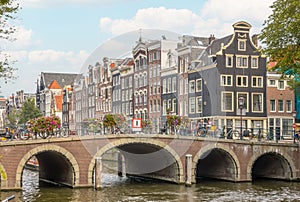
[0,134,299,190]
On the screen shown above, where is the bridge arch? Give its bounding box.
[192,143,240,182]
[16,145,80,188]
[247,149,297,181]
[88,138,185,184]
[0,162,7,189]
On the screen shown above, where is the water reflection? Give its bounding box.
[7,169,299,202]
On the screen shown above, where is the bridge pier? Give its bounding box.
[94,157,102,190]
[185,154,192,186]
[118,152,126,177]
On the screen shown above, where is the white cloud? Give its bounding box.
[99,0,275,37]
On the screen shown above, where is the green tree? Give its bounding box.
[0,0,20,82]
[6,108,17,128]
[259,0,300,87]
[18,98,42,124]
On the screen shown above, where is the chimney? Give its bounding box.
[209,34,215,44]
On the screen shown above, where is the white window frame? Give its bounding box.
[196,96,202,113]
[220,75,233,86]
[286,100,292,112]
[189,80,195,93]
[238,39,246,51]
[236,55,248,68]
[278,100,284,112]
[252,76,263,88]
[221,91,234,112]
[196,79,202,92]
[226,54,233,68]
[268,79,276,87]
[251,56,259,68]
[270,99,276,112]
[189,97,195,114]
[252,93,263,113]
[237,92,248,112]
[236,75,248,87]
[278,80,285,90]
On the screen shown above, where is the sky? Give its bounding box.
[0,0,275,97]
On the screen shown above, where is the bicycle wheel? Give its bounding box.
[39,132,49,139]
[214,129,223,138]
[233,130,240,138]
[20,130,30,140]
[199,128,206,137]
[61,128,69,137]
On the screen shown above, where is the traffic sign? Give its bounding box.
[132,118,142,131]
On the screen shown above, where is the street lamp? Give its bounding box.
[238,97,245,140]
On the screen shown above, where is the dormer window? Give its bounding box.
[238,40,246,51]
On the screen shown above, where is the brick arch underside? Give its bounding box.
[247,151,297,181]
[88,139,185,185]
[16,145,80,188]
[192,144,240,182]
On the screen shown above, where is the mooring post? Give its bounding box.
[118,152,126,177]
[95,157,102,190]
[185,154,192,186]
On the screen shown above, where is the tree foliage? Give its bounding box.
[6,108,17,128]
[18,98,43,124]
[259,0,300,87]
[0,0,19,82]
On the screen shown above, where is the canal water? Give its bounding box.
[1,169,300,202]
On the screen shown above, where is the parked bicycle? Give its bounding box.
[214,126,240,139]
[14,125,32,140]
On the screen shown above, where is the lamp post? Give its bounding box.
[292,111,297,143]
[238,97,244,140]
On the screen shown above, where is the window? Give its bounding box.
[153,100,157,112]
[163,100,167,115]
[172,77,176,92]
[168,78,172,93]
[189,80,195,93]
[221,75,232,86]
[237,93,248,111]
[168,99,172,111]
[278,100,284,112]
[238,40,246,51]
[163,79,166,94]
[196,96,202,113]
[196,79,202,92]
[221,92,233,112]
[236,76,248,87]
[251,57,258,68]
[286,100,292,112]
[150,100,152,112]
[172,99,176,113]
[269,79,276,86]
[252,93,263,112]
[189,97,195,114]
[226,55,233,67]
[252,76,263,87]
[185,78,189,94]
[278,80,285,90]
[270,100,276,112]
[236,56,248,68]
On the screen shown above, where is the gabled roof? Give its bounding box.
[48,80,61,89]
[40,72,80,91]
[209,34,233,55]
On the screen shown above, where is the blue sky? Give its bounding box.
[0,0,275,97]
